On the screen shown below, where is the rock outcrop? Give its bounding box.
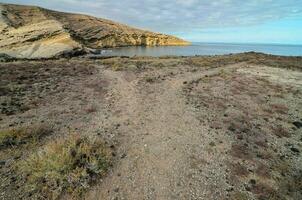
[0,3,190,59]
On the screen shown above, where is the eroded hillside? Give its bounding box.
[0,3,189,59]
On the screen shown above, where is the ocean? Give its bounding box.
[97,42,302,57]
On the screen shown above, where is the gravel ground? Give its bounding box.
[0,53,301,200]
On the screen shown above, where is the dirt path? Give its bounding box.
[86,65,243,200]
[1,55,301,200]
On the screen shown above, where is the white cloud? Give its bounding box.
[2,0,302,33]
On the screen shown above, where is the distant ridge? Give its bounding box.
[0,3,190,58]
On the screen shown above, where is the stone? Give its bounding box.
[293,121,302,129]
[0,53,15,62]
[249,179,256,185]
[290,147,300,154]
[0,160,6,166]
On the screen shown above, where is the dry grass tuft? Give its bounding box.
[18,134,111,199]
[230,144,253,160]
[230,191,250,200]
[0,124,52,149]
[271,125,291,138]
[85,104,98,114]
[270,103,289,114]
[231,163,249,177]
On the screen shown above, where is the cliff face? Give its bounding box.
[0,3,190,59]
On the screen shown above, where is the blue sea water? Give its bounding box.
[99,42,302,57]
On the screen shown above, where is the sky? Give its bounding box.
[2,0,302,45]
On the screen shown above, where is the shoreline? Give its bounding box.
[1,51,302,63]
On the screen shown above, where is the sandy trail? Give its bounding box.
[1,55,301,200]
[87,65,242,200]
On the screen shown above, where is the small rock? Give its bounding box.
[249,179,256,185]
[245,185,251,191]
[237,135,243,140]
[0,160,6,166]
[121,153,127,159]
[290,147,300,154]
[226,187,234,192]
[10,176,17,182]
[293,121,302,129]
[228,126,236,132]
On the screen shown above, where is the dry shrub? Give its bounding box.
[231,162,249,177]
[144,76,156,83]
[18,134,111,199]
[255,163,271,179]
[270,103,289,114]
[271,126,291,138]
[227,119,251,134]
[230,191,250,200]
[100,58,124,71]
[253,134,268,148]
[279,170,302,198]
[0,124,52,149]
[249,182,277,199]
[85,104,98,114]
[255,148,274,160]
[231,144,253,160]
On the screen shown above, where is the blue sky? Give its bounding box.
[2,0,302,44]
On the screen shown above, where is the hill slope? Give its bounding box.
[0,3,190,58]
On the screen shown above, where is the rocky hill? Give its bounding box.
[0,3,190,59]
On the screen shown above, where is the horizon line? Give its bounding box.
[189,41,302,46]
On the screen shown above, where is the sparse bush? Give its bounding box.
[230,191,250,200]
[100,58,125,71]
[0,124,52,149]
[144,76,155,83]
[111,62,123,71]
[270,103,289,114]
[18,134,111,199]
[218,69,227,78]
[85,104,98,113]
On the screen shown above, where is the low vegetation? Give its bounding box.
[0,124,52,149]
[0,53,301,199]
[17,134,111,199]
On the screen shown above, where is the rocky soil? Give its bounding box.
[0,52,301,200]
[0,3,189,59]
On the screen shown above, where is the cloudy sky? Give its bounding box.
[2,0,302,44]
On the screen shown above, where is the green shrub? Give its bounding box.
[18,134,111,199]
